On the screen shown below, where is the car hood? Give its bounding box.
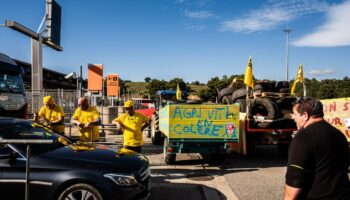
[37,144,149,174]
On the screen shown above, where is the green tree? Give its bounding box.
[118,78,128,96]
[168,78,190,91]
[144,77,152,83]
[146,79,167,98]
[317,84,336,99]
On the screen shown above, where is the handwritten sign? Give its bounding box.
[159,104,240,141]
[321,97,350,141]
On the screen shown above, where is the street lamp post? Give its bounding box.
[283,27,292,82]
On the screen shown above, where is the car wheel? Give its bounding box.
[58,183,103,200]
[163,139,176,164]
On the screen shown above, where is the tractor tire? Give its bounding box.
[163,139,176,164]
[234,98,246,112]
[275,81,290,92]
[231,88,247,103]
[221,95,233,105]
[146,127,151,138]
[249,98,279,128]
[218,87,236,101]
[279,88,290,93]
[151,113,164,145]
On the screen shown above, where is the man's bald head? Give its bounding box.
[78,97,89,110]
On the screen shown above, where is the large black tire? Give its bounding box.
[221,95,233,105]
[249,98,279,128]
[218,87,236,101]
[231,88,247,102]
[279,88,290,93]
[275,81,290,92]
[146,127,151,138]
[163,139,176,164]
[234,98,247,112]
[58,183,103,200]
[151,113,164,145]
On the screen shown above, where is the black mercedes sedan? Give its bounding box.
[0,117,150,200]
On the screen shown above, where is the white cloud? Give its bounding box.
[292,0,350,47]
[185,10,213,19]
[176,0,213,7]
[309,69,335,76]
[220,8,292,33]
[175,0,186,3]
[185,24,207,30]
[220,0,329,33]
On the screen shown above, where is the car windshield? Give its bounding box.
[0,122,70,155]
[0,72,25,94]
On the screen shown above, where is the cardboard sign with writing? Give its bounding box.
[321,97,350,141]
[159,104,240,142]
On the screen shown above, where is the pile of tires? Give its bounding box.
[275,81,290,93]
[218,87,236,104]
[217,81,294,129]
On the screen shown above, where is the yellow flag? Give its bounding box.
[176,82,182,100]
[291,64,304,94]
[244,56,254,89]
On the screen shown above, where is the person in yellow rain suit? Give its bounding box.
[112,100,151,153]
[34,96,65,134]
[71,97,101,142]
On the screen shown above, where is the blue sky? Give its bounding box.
[1,0,349,83]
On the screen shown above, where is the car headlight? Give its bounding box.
[103,174,138,186]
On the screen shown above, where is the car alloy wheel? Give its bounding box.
[58,183,103,200]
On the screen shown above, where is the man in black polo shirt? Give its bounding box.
[284,97,350,200]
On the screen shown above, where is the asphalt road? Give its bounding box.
[108,134,289,200]
[222,145,288,200]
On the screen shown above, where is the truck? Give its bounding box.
[159,103,240,164]
[218,79,297,155]
[0,52,28,118]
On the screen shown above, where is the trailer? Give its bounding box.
[159,103,240,164]
[219,80,298,155]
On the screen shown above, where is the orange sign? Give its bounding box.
[88,64,103,91]
[107,74,119,97]
[321,98,350,141]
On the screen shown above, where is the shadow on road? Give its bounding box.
[149,181,227,200]
[222,145,288,170]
